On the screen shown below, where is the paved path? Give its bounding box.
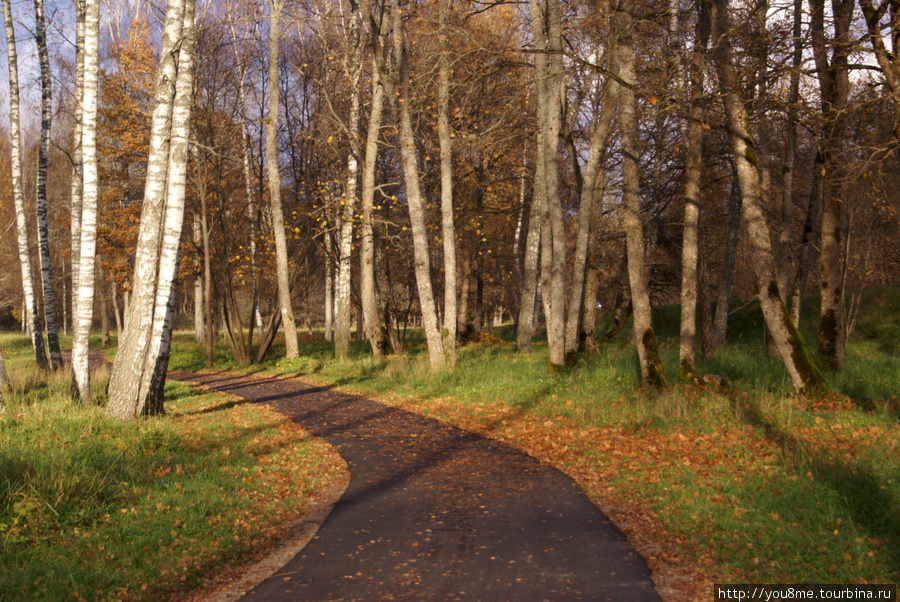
[173,371,660,601]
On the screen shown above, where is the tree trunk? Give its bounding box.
[564,73,615,354]
[70,0,85,332]
[529,0,565,367]
[3,0,48,369]
[335,0,363,361]
[107,0,194,419]
[379,0,445,369]
[266,0,299,359]
[711,0,828,399]
[613,1,666,388]
[711,174,742,350]
[810,0,853,370]
[678,0,709,383]
[438,0,457,367]
[34,0,63,370]
[71,0,101,403]
[361,55,385,356]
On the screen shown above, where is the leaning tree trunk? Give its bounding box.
[613,1,666,388]
[34,0,63,370]
[335,0,363,361]
[266,0,299,359]
[379,0,445,369]
[678,0,709,383]
[564,72,615,354]
[711,0,828,399]
[360,55,385,356]
[107,0,190,419]
[438,0,457,367]
[71,0,101,404]
[3,0,47,368]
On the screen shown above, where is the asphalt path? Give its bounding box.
[172,371,660,602]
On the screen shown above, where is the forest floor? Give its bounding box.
[171,369,661,601]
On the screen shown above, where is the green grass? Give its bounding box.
[0,333,345,601]
[165,290,900,588]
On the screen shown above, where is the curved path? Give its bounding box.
[172,371,660,601]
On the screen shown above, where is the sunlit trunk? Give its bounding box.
[71,0,101,403]
[266,0,299,358]
[4,0,48,368]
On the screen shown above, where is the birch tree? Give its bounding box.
[678,0,709,383]
[34,0,64,370]
[107,0,197,418]
[70,0,85,330]
[375,0,445,369]
[437,0,457,367]
[613,0,666,388]
[71,0,101,404]
[335,0,363,360]
[3,0,47,368]
[710,0,829,399]
[266,0,300,359]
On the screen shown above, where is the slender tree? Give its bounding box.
[678,0,710,383]
[710,0,828,399]
[266,0,300,359]
[34,0,64,370]
[437,0,457,366]
[2,0,48,368]
[71,0,101,403]
[613,0,666,388]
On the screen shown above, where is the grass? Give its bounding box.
[0,333,347,601]
[164,289,900,595]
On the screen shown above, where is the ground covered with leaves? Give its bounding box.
[0,335,347,601]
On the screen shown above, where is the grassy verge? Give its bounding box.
[0,333,347,601]
[166,290,900,597]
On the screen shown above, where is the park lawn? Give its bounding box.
[169,290,899,598]
[0,333,347,601]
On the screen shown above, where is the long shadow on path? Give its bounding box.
[171,371,659,601]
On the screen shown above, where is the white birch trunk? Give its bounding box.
[71,0,101,404]
[107,0,186,419]
[140,0,197,411]
[2,0,48,369]
[192,214,205,343]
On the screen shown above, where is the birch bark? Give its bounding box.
[34,0,63,370]
[71,0,101,404]
[107,0,187,419]
[2,0,48,368]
